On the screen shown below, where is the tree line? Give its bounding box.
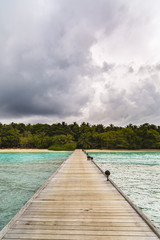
[0,122,160,150]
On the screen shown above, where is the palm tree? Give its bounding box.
[77,133,92,149]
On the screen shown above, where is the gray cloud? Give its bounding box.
[128,66,134,73]
[0,0,160,125]
[102,62,115,72]
[89,76,160,126]
[0,0,99,120]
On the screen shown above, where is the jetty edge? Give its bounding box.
[0,149,159,240]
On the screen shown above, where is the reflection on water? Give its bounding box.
[89,152,160,230]
[0,152,71,230]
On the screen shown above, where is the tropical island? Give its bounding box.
[0,122,160,151]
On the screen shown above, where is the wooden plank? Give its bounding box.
[17,218,148,223]
[12,223,151,231]
[6,229,157,237]
[0,149,160,240]
[15,220,148,227]
[27,207,135,212]
[24,210,136,215]
[3,234,159,240]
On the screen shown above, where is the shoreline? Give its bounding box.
[0,149,71,153]
[86,149,160,152]
[0,148,160,153]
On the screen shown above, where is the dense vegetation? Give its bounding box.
[0,122,160,150]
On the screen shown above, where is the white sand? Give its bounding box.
[86,149,160,152]
[0,149,71,153]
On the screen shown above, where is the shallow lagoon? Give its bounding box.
[89,152,160,229]
[0,152,71,230]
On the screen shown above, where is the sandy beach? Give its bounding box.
[0,149,71,153]
[86,149,160,152]
[0,148,160,153]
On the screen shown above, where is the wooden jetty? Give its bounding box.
[0,149,160,240]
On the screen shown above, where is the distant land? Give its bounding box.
[0,122,160,151]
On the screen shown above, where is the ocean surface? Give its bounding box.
[89,152,160,230]
[0,152,71,231]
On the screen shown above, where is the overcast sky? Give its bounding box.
[1,0,160,126]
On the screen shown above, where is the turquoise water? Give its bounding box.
[89,152,160,230]
[0,152,71,231]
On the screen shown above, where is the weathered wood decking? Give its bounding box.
[0,149,160,240]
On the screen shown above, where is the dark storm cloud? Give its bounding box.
[0,0,128,121]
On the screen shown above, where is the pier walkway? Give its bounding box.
[0,149,160,239]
